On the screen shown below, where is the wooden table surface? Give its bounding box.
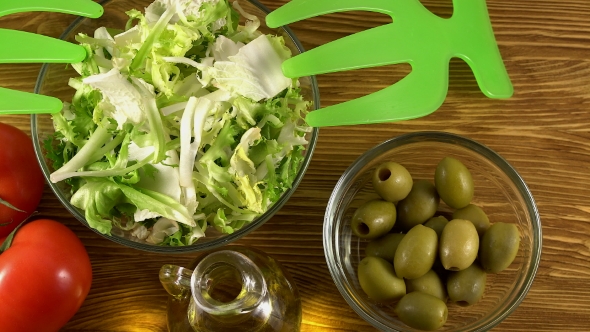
[1,0,590,331]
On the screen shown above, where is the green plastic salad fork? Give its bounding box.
[0,0,103,115]
[266,0,514,127]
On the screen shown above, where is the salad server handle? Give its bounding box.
[0,29,87,64]
[0,87,62,115]
[0,0,103,18]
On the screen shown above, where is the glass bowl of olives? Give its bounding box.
[323,131,541,331]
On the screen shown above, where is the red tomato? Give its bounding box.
[0,122,45,238]
[0,219,92,332]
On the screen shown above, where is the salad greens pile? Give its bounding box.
[45,0,312,246]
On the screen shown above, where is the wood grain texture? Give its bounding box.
[1,0,590,330]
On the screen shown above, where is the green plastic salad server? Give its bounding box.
[0,0,103,115]
[0,0,103,18]
[266,0,514,127]
[0,28,88,64]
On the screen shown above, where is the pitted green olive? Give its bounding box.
[435,157,474,209]
[480,222,520,273]
[424,216,449,239]
[351,200,396,239]
[372,162,413,203]
[357,256,406,302]
[447,262,487,306]
[405,269,447,302]
[397,180,440,231]
[394,225,438,279]
[424,216,449,272]
[440,219,479,271]
[452,204,490,237]
[395,292,448,331]
[365,233,405,261]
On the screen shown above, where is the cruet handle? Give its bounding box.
[159,265,193,299]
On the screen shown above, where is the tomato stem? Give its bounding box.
[0,197,25,213]
[0,213,37,253]
[0,223,19,253]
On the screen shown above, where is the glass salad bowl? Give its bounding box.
[323,132,541,331]
[31,0,319,253]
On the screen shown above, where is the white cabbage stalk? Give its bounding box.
[128,143,182,203]
[179,96,212,187]
[83,68,147,128]
[134,209,161,223]
[131,224,150,240]
[212,35,244,61]
[147,218,180,244]
[210,35,291,101]
[179,96,216,216]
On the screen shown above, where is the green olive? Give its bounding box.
[351,200,396,239]
[372,162,413,202]
[446,262,487,306]
[397,180,440,231]
[405,269,447,302]
[452,204,490,237]
[395,292,448,331]
[394,225,438,279]
[440,219,479,271]
[365,233,405,261]
[357,256,406,302]
[424,216,449,239]
[434,157,474,209]
[480,222,520,273]
[423,216,449,273]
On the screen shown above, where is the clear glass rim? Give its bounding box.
[31,0,320,253]
[323,131,542,331]
[192,250,267,314]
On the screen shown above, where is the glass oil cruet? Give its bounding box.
[159,245,302,332]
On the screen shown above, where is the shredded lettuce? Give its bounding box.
[45,0,311,246]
